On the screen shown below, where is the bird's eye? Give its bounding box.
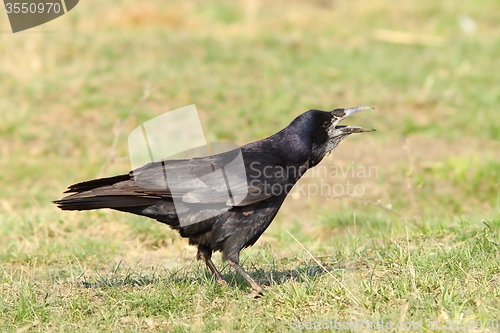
[322,121,330,128]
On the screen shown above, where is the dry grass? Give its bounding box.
[1,0,499,331]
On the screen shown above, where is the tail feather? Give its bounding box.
[54,195,158,211]
[63,174,131,193]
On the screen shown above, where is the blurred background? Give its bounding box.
[0,0,499,329]
[1,0,498,226]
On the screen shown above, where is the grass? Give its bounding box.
[1,0,500,331]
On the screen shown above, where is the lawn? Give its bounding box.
[0,0,499,332]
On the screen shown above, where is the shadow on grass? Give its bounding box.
[78,259,350,291]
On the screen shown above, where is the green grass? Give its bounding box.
[1,0,500,331]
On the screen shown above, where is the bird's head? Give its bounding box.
[324,106,375,153]
[279,106,374,166]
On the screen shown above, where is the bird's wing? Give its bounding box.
[128,148,291,207]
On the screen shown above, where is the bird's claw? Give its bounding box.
[249,288,264,299]
[216,278,229,289]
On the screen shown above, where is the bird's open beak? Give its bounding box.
[331,106,375,133]
[335,125,376,134]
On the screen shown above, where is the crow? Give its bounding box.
[54,106,374,295]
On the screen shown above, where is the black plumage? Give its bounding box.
[54,106,374,294]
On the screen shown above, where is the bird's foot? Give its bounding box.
[216,277,229,289]
[248,287,264,299]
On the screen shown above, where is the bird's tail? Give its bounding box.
[53,174,158,211]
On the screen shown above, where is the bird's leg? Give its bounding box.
[197,245,228,288]
[227,258,264,296]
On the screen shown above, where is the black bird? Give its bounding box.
[54,106,374,295]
